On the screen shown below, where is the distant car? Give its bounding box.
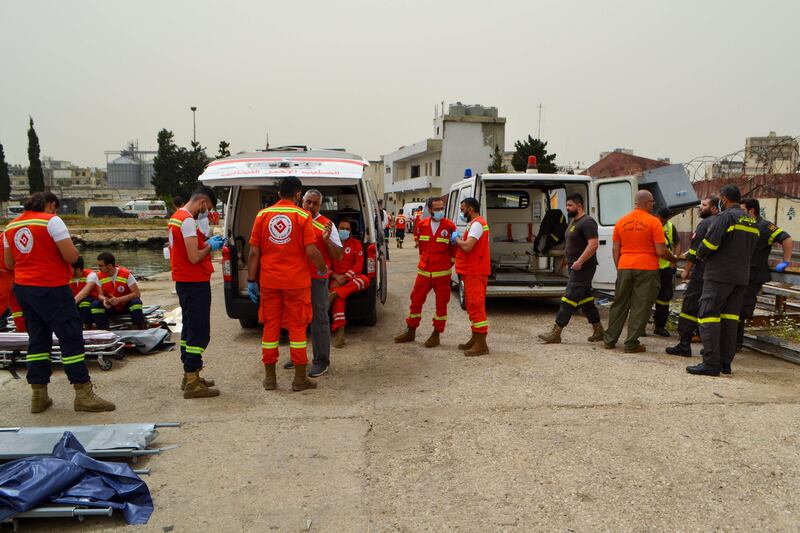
[5,206,24,218]
[122,200,168,219]
[88,205,138,219]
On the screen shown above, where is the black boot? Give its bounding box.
[721,361,732,375]
[666,339,691,357]
[653,326,671,337]
[686,362,720,376]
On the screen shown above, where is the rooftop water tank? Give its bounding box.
[448,102,466,115]
[466,105,484,116]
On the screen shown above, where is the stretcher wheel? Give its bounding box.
[458,278,467,311]
[97,355,113,371]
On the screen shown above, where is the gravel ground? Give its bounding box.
[2,246,799,532]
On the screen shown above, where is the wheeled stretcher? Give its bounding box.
[0,330,124,372]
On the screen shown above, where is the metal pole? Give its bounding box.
[190,106,197,143]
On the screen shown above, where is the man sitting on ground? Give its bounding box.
[70,256,107,329]
[96,252,146,329]
[329,219,369,349]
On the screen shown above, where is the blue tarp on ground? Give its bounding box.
[0,432,152,524]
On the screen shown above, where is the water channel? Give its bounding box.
[80,246,171,279]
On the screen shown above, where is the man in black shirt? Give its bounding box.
[737,198,792,348]
[538,193,603,344]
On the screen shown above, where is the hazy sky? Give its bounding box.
[1,0,797,170]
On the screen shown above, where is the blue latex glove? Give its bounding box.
[247,281,259,303]
[775,261,790,272]
[208,235,225,251]
[450,233,459,244]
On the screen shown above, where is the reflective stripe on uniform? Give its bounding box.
[263,207,309,219]
[418,235,430,241]
[417,268,451,278]
[4,219,49,230]
[698,316,720,324]
[702,239,719,251]
[726,224,759,236]
[687,249,696,256]
[11,312,23,318]
[261,341,279,349]
[655,299,671,306]
[289,341,307,349]
[168,218,183,229]
[25,352,50,363]
[679,312,698,322]
[91,308,105,314]
[408,313,422,319]
[435,238,450,244]
[129,304,143,311]
[768,228,785,245]
[185,345,204,355]
[61,354,86,365]
[471,320,488,328]
[78,301,92,308]
[433,315,447,321]
[721,313,739,321]
[561,296,578,307]
[312,220,325,232]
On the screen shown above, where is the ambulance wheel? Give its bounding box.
[97,355,113,371]
[239,317,259,329]
[458,279,467,310]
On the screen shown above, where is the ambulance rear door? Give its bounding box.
[589,176,636,290]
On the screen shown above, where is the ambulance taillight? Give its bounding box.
[221,245,232,282]
[366,243,377,279]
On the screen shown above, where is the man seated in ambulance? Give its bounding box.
[328,219,369,349]
[96,252,146,329]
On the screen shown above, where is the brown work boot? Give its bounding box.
[182,371,220,399]
[394,327,416,343]
[263,363,277,391]
[538,324,562,344]
[333,328,346,349]
[31,384,53,414]
[463,333,489,357]
[292,364,317,391]
[587,322,605,342]
[74,381,116,411]
[457,332,477,351]
[180,372,215,391]
[624,344,647,354]
[423,331,440,348]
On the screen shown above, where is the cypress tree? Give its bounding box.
[27,117,45,193]
[0,143,10,203]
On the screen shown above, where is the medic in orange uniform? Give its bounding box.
[453,197,491,356]
[69,256,106,330]
[328,219,369,349]
[5,192,114,413]
[0,231,25,332]
[395,210,406,248]
[413,208,423,248]
[247,177,327,392]
[394,197,456,348]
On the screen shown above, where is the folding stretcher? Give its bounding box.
[0,330,124,372]
[3,304,166,332]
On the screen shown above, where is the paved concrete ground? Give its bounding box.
[2,245,800,532]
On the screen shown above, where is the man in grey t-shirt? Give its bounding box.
[538,193,604,344]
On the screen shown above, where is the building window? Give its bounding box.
[435,160,441,176]
[411,165,420,178]
[385,166,391,174]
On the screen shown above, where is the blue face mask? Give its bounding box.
[432,211,444,221]
[338,229,350,241]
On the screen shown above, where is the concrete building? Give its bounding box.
[582,152,669,179]
[705,159,744,180]
[744,131,798,176]
[362,160,385,199]
[382,103,505,211]
[599,148,634,160]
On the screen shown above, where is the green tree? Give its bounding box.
[511,135,558,173]
[488,144,508,173]
[0,143,10,203]
[152,129,181,198]
[216,140,231,159]
[179,141,210,199]
[27,117,45,193]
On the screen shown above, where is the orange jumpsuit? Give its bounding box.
[407,217,456,332]
[455,216,490,334]
[249,200,316,366]
[330,238,369,331]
